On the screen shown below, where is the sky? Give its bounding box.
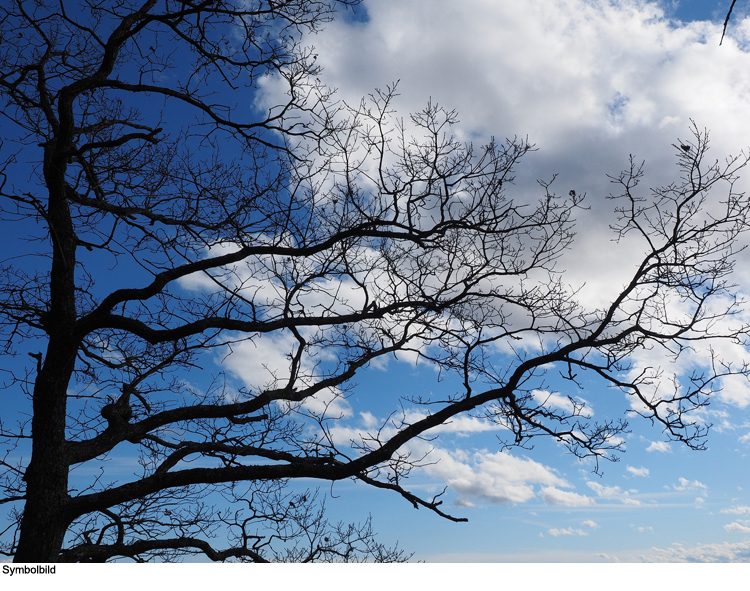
[237,0,750,562]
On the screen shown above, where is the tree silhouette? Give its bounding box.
[1,0,749,562]
[722,0,739,44]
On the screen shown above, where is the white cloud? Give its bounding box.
[587,481,624,498]
[359,411,378,429]
[532,390,593,418]
[586,481,642,505]
[646,441,672,453]
[222,332,300,392]
[221,333,352,419]
[428,451,571,505]
[330,409,507,448]
[582,519,600,529]
[539,487,596,507]
[286,0,750,217]
[328,410,592,508]
[404,411,507,436]
[725,522,750,533]
[312,0,750,140]
[626,466,650,477]
[673,477,709,492]
[640,541,750,562]
[548,527,589,537]
[717,374,750,408]
[722,506,750,515]
[327,413,587,506]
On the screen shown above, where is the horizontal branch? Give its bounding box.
[59,536,269,563]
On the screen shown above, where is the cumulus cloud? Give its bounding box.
[222,332,299,392]
[332,411,599,507]
[305,0,750,149]
[539,487,596,507]
[586,481,624,498]
[328,409,599,507]
[585,481,644,505]
[329,409,509,451]
[640,541,750,562]
[548,527,589,537]
[722,506,750,515]
[404,411,507,436]
[582,519,600,529]
[716,374,750,408]
[278,0,750,245]
[428,451,573,505]
[221,333,352,419]
[626,466,650,477]
[645,441,672,453]
[725,522,750,533]
[532,390,593,418]
[673,477,709,492]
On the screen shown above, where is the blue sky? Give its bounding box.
[235,0,750,561]
[669,0,734,22]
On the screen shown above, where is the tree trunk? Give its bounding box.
[13,358,74,562]
[14,147,78,563]
[13,325,79,561]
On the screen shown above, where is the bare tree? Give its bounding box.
[1,0,749,563]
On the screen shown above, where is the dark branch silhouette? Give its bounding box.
[721,0,738,45]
